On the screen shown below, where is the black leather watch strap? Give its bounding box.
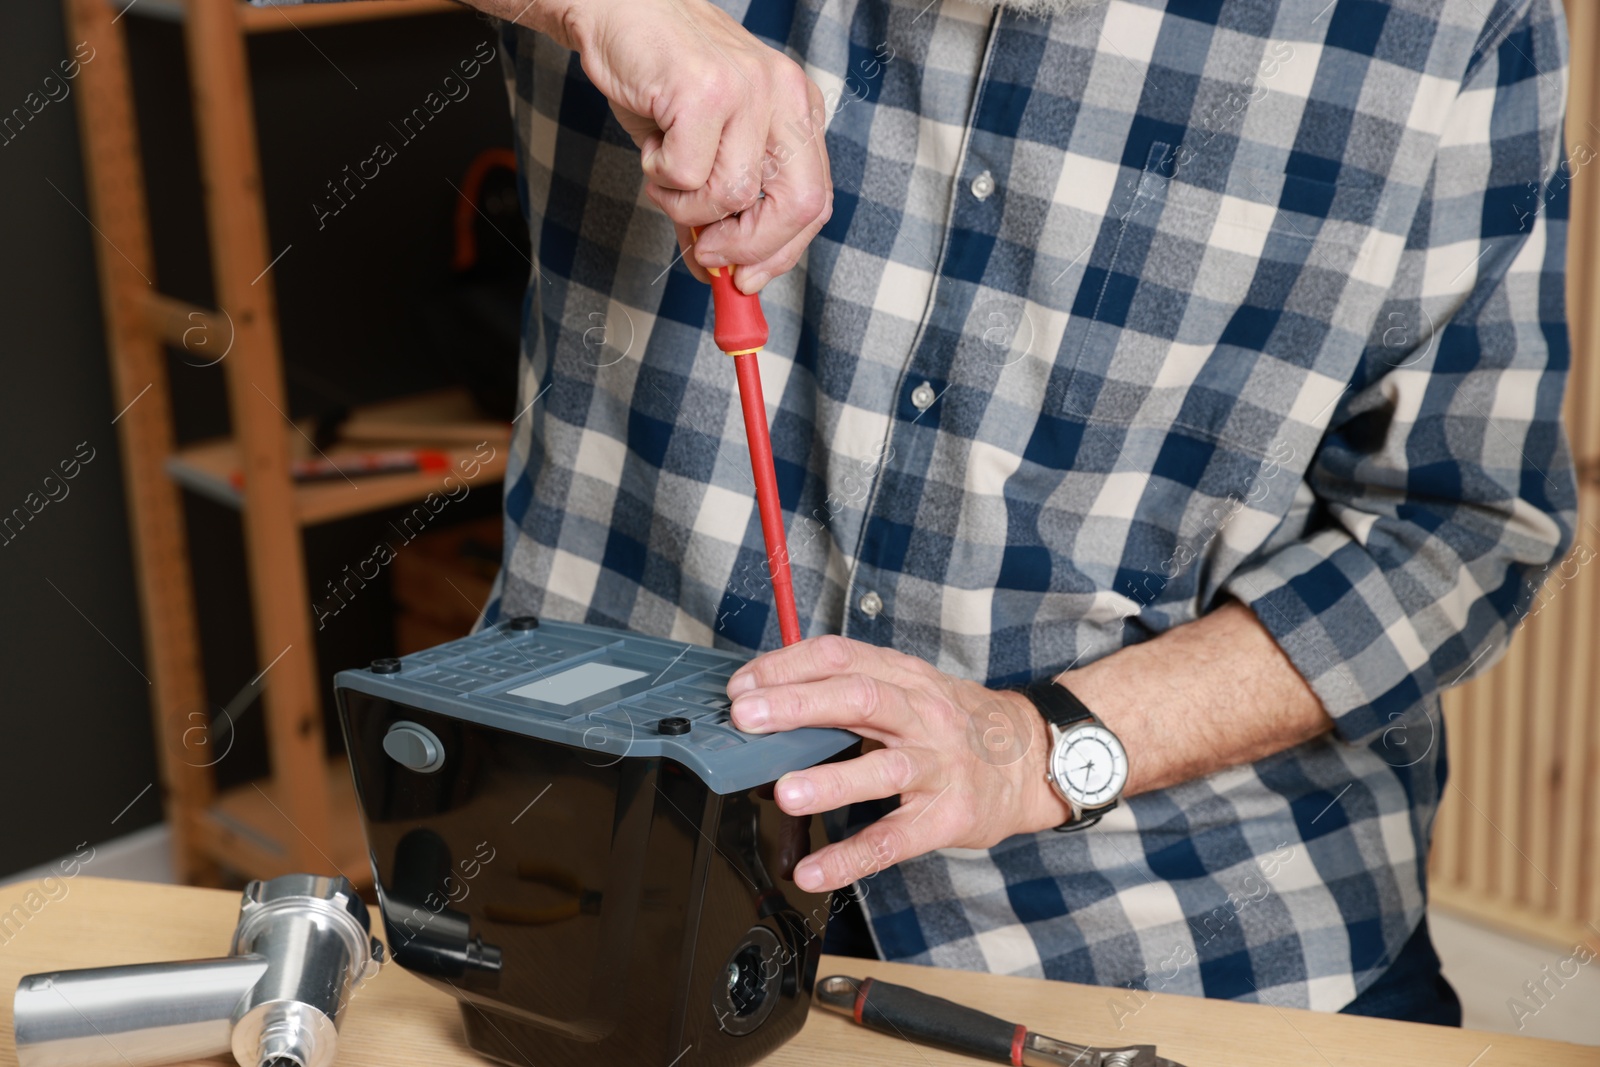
[1018,679,1095,731]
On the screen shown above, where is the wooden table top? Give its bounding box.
[0,877,1590,1067]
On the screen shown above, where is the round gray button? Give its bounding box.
[383,722,445,773]
[911,382,936,411]
[970,170,995,201]
[858,591,883,618]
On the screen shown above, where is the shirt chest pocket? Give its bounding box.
[1056,145,1392,451]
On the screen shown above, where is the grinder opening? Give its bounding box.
[726,944,768,1017]
[711,926,783,1036]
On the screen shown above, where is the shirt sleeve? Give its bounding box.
[1223,0,1579,750]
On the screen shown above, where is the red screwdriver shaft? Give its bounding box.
[731,350,802,646]
[695,230,802,646]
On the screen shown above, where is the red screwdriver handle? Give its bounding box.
[690,226,770,354]
[707,267,769,354]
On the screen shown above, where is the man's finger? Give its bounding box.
[610,103,663,157]
[791,813,921,893]
[730,671,919,737]
[772,745,922,815]
[694,125,829,271]
[650,107,770,227]
[722,78,833,292]
[689,67,828,269]
[727,207,830,294]
[643,105,729,191]
[728,634,929,698]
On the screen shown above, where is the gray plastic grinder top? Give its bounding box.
[334,619,857,794]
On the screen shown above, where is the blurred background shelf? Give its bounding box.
[63,0,504,890]
[167,434,506,524]
[167,390,509,525]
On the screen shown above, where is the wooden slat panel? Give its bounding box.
[1431,484,1600,945]
[1554,487,1599,920]
[1582,492,1600,923]
[1432,5,1600,933]
[1462,656,1498,901]
[1492,607,1528,903]
[1432,689,1466,886]
[1432,882,1599,952]
[1450,687,1472,889]
[1569,0,1600,465]
[1521,541,1565,911]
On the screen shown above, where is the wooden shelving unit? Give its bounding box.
[62,0,504,888]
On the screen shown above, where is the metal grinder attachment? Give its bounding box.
[12,873,384,1067]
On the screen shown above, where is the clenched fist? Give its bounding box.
[486,0,834,292]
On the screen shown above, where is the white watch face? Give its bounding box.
[1050,724,1128,808]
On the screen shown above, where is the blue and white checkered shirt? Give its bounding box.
[271,0,1578,1012]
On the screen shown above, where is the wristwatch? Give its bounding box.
[1019,680,1129,832]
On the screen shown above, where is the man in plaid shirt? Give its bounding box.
[279,0,1577,1025]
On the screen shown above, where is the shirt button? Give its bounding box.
[970,170,995,200]
[858,591,883,618]
[910,382,936,411]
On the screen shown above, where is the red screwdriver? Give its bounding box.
[692,229,802,647]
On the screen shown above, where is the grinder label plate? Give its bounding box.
[506,663,648,706]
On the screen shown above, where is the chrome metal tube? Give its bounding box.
[13,957,271,1067]
[12,874,382,1067]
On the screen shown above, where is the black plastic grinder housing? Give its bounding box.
[334,619,861,1067]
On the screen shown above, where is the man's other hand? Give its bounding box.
[722,602,1335,895]
[725,635,1071,893]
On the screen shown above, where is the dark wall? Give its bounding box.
[0,3,521,875]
